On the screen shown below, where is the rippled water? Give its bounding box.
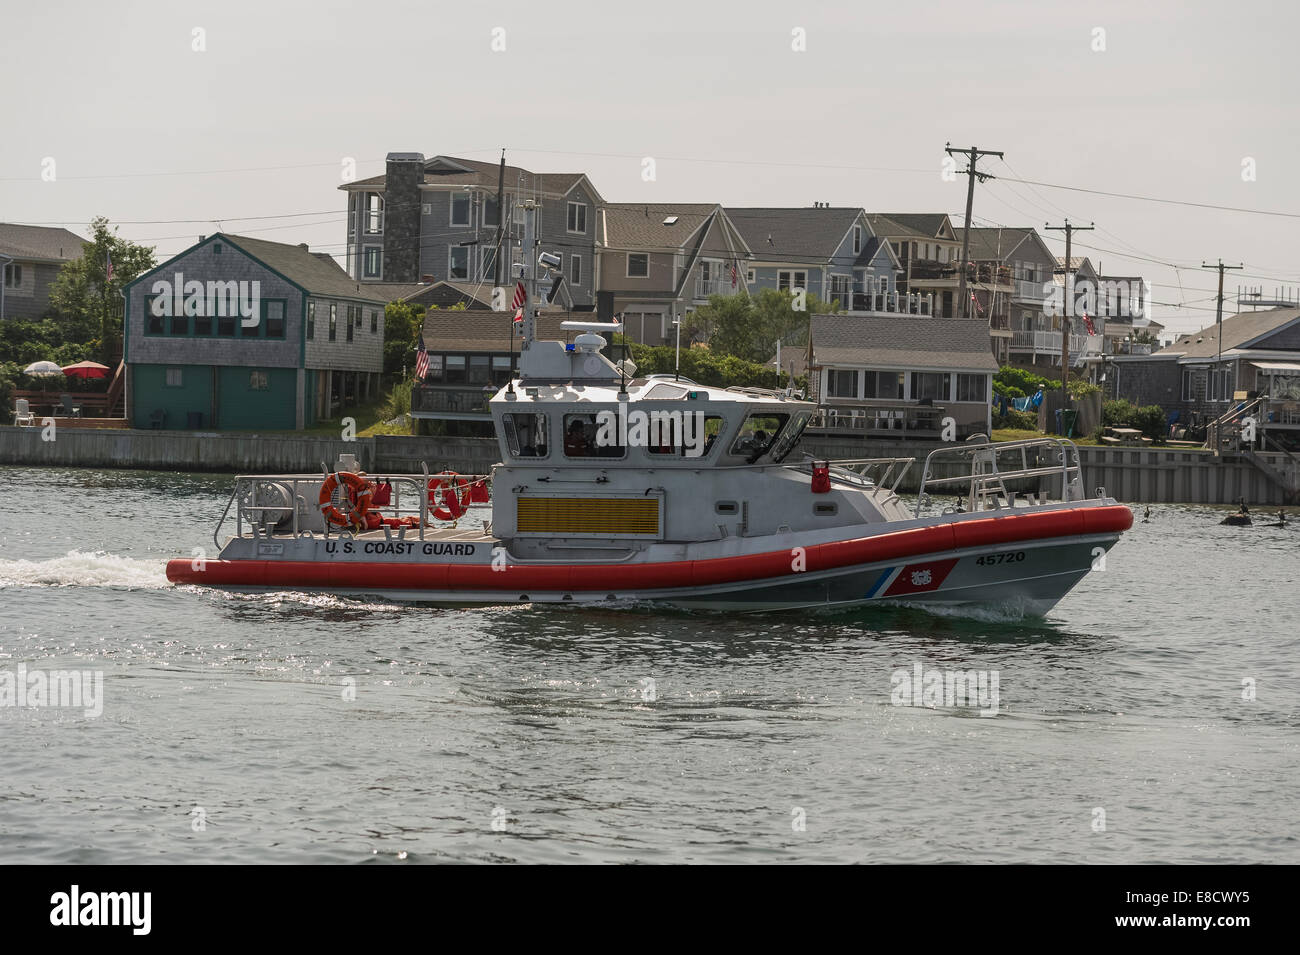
[1,466,1297,863]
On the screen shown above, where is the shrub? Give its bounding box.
[994,408,1039,431]
[1102,399,1165,443]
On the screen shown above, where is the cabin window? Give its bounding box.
[646,414,725,458]
[364,193,384,233]
[814,502,838,516]
[503,412,549,458]
[449,247,469,280]
[956,373,987,402]
[715,501,738,515]
[567,202,587,234]
[563,413,625,458]
[265,300,286,339]
[451,194,471,227]
[145,295,164,334]
[777,270,807,292]
[729,412,790,459]
[911,372,948,402]
[627,253,649,278]
[863,371,904,400]
[827,369,858,399]
[768,411,811,463]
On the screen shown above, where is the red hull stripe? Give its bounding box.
[166,505,1133,592]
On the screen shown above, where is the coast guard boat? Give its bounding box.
[166,204,1132,614]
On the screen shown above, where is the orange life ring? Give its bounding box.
[319,471,375,528]
[427,472,469,521]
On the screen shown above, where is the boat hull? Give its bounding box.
[167,503,1133,615]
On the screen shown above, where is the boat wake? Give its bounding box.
[0,551,169,589]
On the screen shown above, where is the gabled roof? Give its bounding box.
[600,203,724,252]
[853,236,894,268]
[867,214,955,241]
[343,155,598,201]
[421,308,573,353]
[0,223,87,262]
[724,207,864,264]
[811,314,998,371]
[220,235,389,302]
[952,227,1050,263]
[1157,307,1300,360]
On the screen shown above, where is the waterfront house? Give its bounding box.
[0,223,86,320]
[1106,306,1300,444]
[724,206,901,312]
[339,153,602,309]
[808,313,997,439]
[953,226,1058,364]
[410,307,574,433]
[866,214,963,317]
[595,203,752,345]
[123,234,387,430]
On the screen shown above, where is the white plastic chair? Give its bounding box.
[13,398,35,427]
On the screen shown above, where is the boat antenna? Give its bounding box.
[494,149,513,393]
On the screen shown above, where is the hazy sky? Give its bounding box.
[3,0,1296,336]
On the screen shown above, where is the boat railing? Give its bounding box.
[913,437,1085,517]
[214,470,436,549]
[811,457,915,494]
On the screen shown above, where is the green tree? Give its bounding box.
[688,290,836,364]
[382,300,425,375]
[46,217,156,363]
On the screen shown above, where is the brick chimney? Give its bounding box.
[382,152,424,283]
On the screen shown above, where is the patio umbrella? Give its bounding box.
[62,360,111,380]
[23,360,63,392]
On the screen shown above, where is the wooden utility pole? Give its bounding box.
[1201,260,1243,387]
[1045,220,1094,433]
[946,143,1003,318]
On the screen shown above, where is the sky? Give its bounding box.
[2,0,1297,338]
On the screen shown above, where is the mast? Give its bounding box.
[521,200,537,349]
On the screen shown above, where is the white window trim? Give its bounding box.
[777,270,807,291]
[746,269,755,283]
[853,226,862,255]
[448,246,470,281]
[627,253,649,278]
[567,201,588,235]
[570,253,582,287]
[361,245,383,280]
[449,193,472,228]
[363,193,384,235]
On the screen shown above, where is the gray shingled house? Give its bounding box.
[123,233,387,430]
[809,313,996,438]
[0,223,86,320]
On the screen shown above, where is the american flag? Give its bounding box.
[512,281,526,309]
[414,333,429,379]
[105,249,113,282]
[1082,312,1097,336]
[730,261,738,288]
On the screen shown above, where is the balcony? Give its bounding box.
[694,275,737,299]
[1014,279,1051,302]
[1010,330,1103,356]
[850,291,933,315]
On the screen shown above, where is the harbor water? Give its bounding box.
[1,466,1296,863]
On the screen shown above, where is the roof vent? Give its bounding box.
[663,215,678,225]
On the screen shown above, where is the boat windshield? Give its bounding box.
[729,412,790,461]
[769,411,811,462]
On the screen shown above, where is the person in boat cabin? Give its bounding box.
[565,418,591,456]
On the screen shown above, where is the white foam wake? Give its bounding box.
[0,550,169,589]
